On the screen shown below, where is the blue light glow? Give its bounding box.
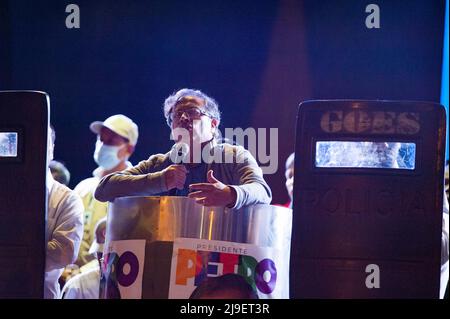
[441,0,449,161]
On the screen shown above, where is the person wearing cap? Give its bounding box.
[72,114,138,267]
[46,125,84,299]
[60,217,107,299]
[95,88,271,209]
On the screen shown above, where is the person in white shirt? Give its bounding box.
[45,125,84,299]
[60,217,106,299]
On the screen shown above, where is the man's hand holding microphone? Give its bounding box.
[163,142,237,207]
[162,164,188,192]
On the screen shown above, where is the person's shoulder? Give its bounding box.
[71,267,100,292]
[52,180,75,196]
[63,271,84,290]
[61,267,100,298]
[219,143,254,161]
[52,180,83,207]
[74,177,99,195]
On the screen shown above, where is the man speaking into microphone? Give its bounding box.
[94,88,272,209]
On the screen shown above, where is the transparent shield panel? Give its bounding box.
[315,141,416,170]
[0,132,18,157]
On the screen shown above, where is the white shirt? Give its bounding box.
[73,162,133,266]
[60,265,100,299]
[45,170,84,299]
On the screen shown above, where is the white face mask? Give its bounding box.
[93,140,125,170]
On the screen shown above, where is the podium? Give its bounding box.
[100,196,292,299]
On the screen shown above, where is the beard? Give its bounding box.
[174,120,213,146]
[172,120,215,164]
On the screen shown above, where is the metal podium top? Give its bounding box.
[106,196,292,249]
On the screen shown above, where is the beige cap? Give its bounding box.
[90,114,138,146]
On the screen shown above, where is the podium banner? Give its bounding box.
[169,238,286,299]
[103,239,146,299]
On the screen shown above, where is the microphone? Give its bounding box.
[169,142,190,164]
[168,142,190,196]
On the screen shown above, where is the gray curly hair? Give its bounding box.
[163,88,221,127]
